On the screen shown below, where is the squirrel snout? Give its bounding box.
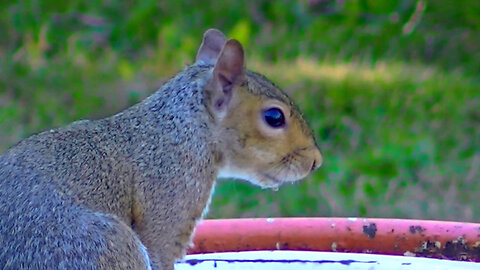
[310,148,323,172]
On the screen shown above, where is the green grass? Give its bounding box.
[210,59,480,221]
[1,1,479,221]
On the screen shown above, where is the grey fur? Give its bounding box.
[0,63,218,270]
[0,32,321,269]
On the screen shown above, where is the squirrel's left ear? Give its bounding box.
[207,39,245,119]
[196,29,227,64]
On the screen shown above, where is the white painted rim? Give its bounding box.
[175,250,480,270]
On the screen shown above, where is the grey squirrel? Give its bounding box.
[0,29,322,270]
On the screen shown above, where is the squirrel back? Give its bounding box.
[0,29,322,270]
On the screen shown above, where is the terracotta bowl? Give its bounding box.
[188,217,480,261]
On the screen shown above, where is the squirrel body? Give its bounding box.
[0,29,322,270]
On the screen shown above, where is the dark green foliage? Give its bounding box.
[1,1,479,221]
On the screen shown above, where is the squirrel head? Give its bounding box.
[196,29,322,189]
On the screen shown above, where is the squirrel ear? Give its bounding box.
[208,39,245,118]
[196,29,227,64]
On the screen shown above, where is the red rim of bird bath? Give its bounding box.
[188,217,480,262]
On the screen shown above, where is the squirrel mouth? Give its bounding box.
[261,172,282,185]
[259,159,313,188]
[259,169,307,189]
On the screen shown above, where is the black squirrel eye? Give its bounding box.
[263,107,285,128]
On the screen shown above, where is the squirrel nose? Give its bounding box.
[310,147,323,172]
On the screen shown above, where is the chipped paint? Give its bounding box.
[188,218,480,262]
[409,225,426,235]
[331,242,337,252]
[414,237,480,261]
[362,223,377,239]
[404,251,416,257]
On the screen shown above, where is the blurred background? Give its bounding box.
[0,0,479,221]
